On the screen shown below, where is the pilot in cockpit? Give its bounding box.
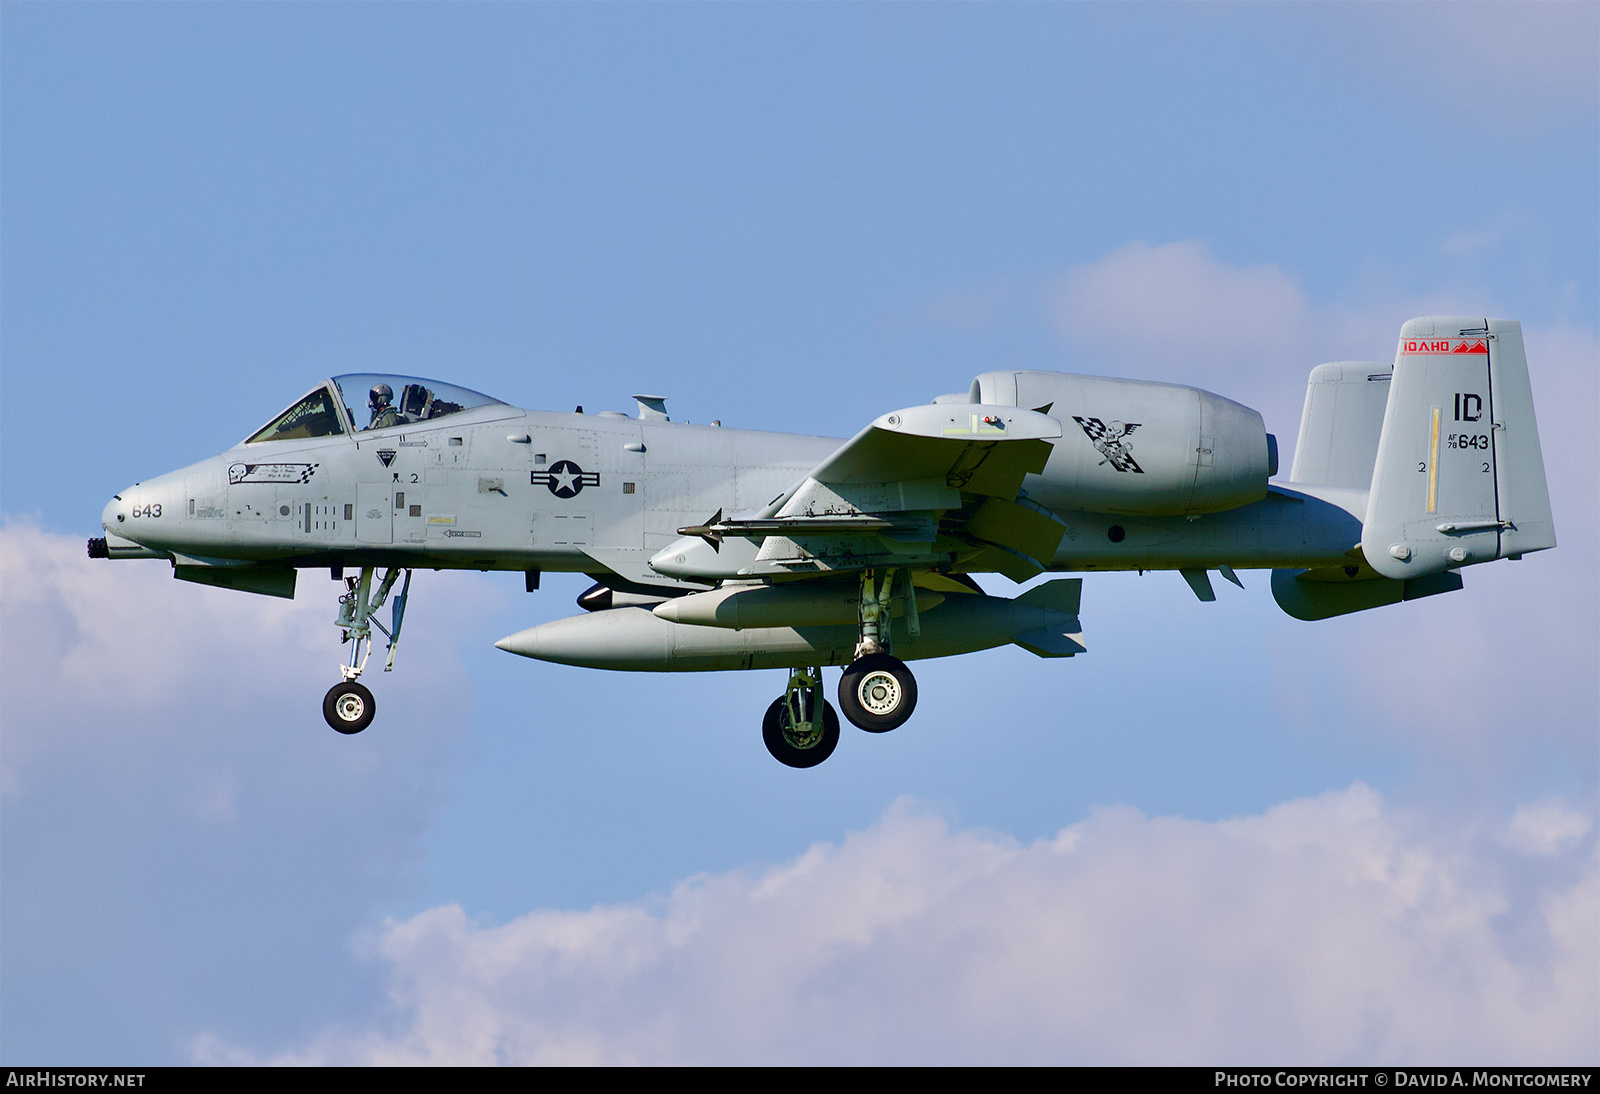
[368,383,401,430]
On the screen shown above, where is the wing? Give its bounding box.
[663,403,1070,583]
[802,404,1058,497]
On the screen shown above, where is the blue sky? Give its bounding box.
[2,3,1595,1064]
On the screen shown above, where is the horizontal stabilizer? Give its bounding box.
[1270,567,1462,621]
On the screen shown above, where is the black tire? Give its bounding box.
[762,693,840,768]
[323,681,376,734]
[838,653,917,732]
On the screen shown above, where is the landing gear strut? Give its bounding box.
[322,566,411,734]
[762,667,839,768]
[836,568,918,733]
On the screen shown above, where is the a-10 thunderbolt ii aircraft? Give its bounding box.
[91,316,1554,767]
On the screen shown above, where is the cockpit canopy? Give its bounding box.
[247,374,507,443]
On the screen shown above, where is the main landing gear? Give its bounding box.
[763,667,840,768]
[838,652,917,733]
[322,566,411,734]
[837,566,918,732]
[761,568,920,768]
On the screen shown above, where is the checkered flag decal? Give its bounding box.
[1072,417,1144,474]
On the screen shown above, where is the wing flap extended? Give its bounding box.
[964,496,1068,565]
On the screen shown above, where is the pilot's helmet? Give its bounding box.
[369,383,394,410]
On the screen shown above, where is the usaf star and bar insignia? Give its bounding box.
[531,459,600,498]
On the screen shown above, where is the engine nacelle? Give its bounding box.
[973,371,1274,515]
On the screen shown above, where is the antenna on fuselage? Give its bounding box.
[633,395,669,421]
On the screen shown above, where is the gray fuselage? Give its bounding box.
[103,400,1363,580]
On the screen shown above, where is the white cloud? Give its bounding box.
[0,522,502,799]
[0,526,496,1058]
[1046,237,1600,494]
[1299,3,1600,125]
[1505,801,1594,859]
[236,788,1598,1065]
[1044,240,1448,436]
[0,521,319,798]
[0,520,326,709]
[1440,211,1535,262]
[1053,240,1310,372]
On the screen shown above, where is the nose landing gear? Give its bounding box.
[321,566,411,734]
[324,680,376,734]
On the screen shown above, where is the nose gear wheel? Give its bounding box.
[323,681,376,734]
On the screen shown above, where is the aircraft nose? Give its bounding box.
[102,473,184,544]
[102,491,130,532]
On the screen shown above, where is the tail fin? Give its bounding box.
[1288,362,1393,489]
[1362,317,1555,580]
